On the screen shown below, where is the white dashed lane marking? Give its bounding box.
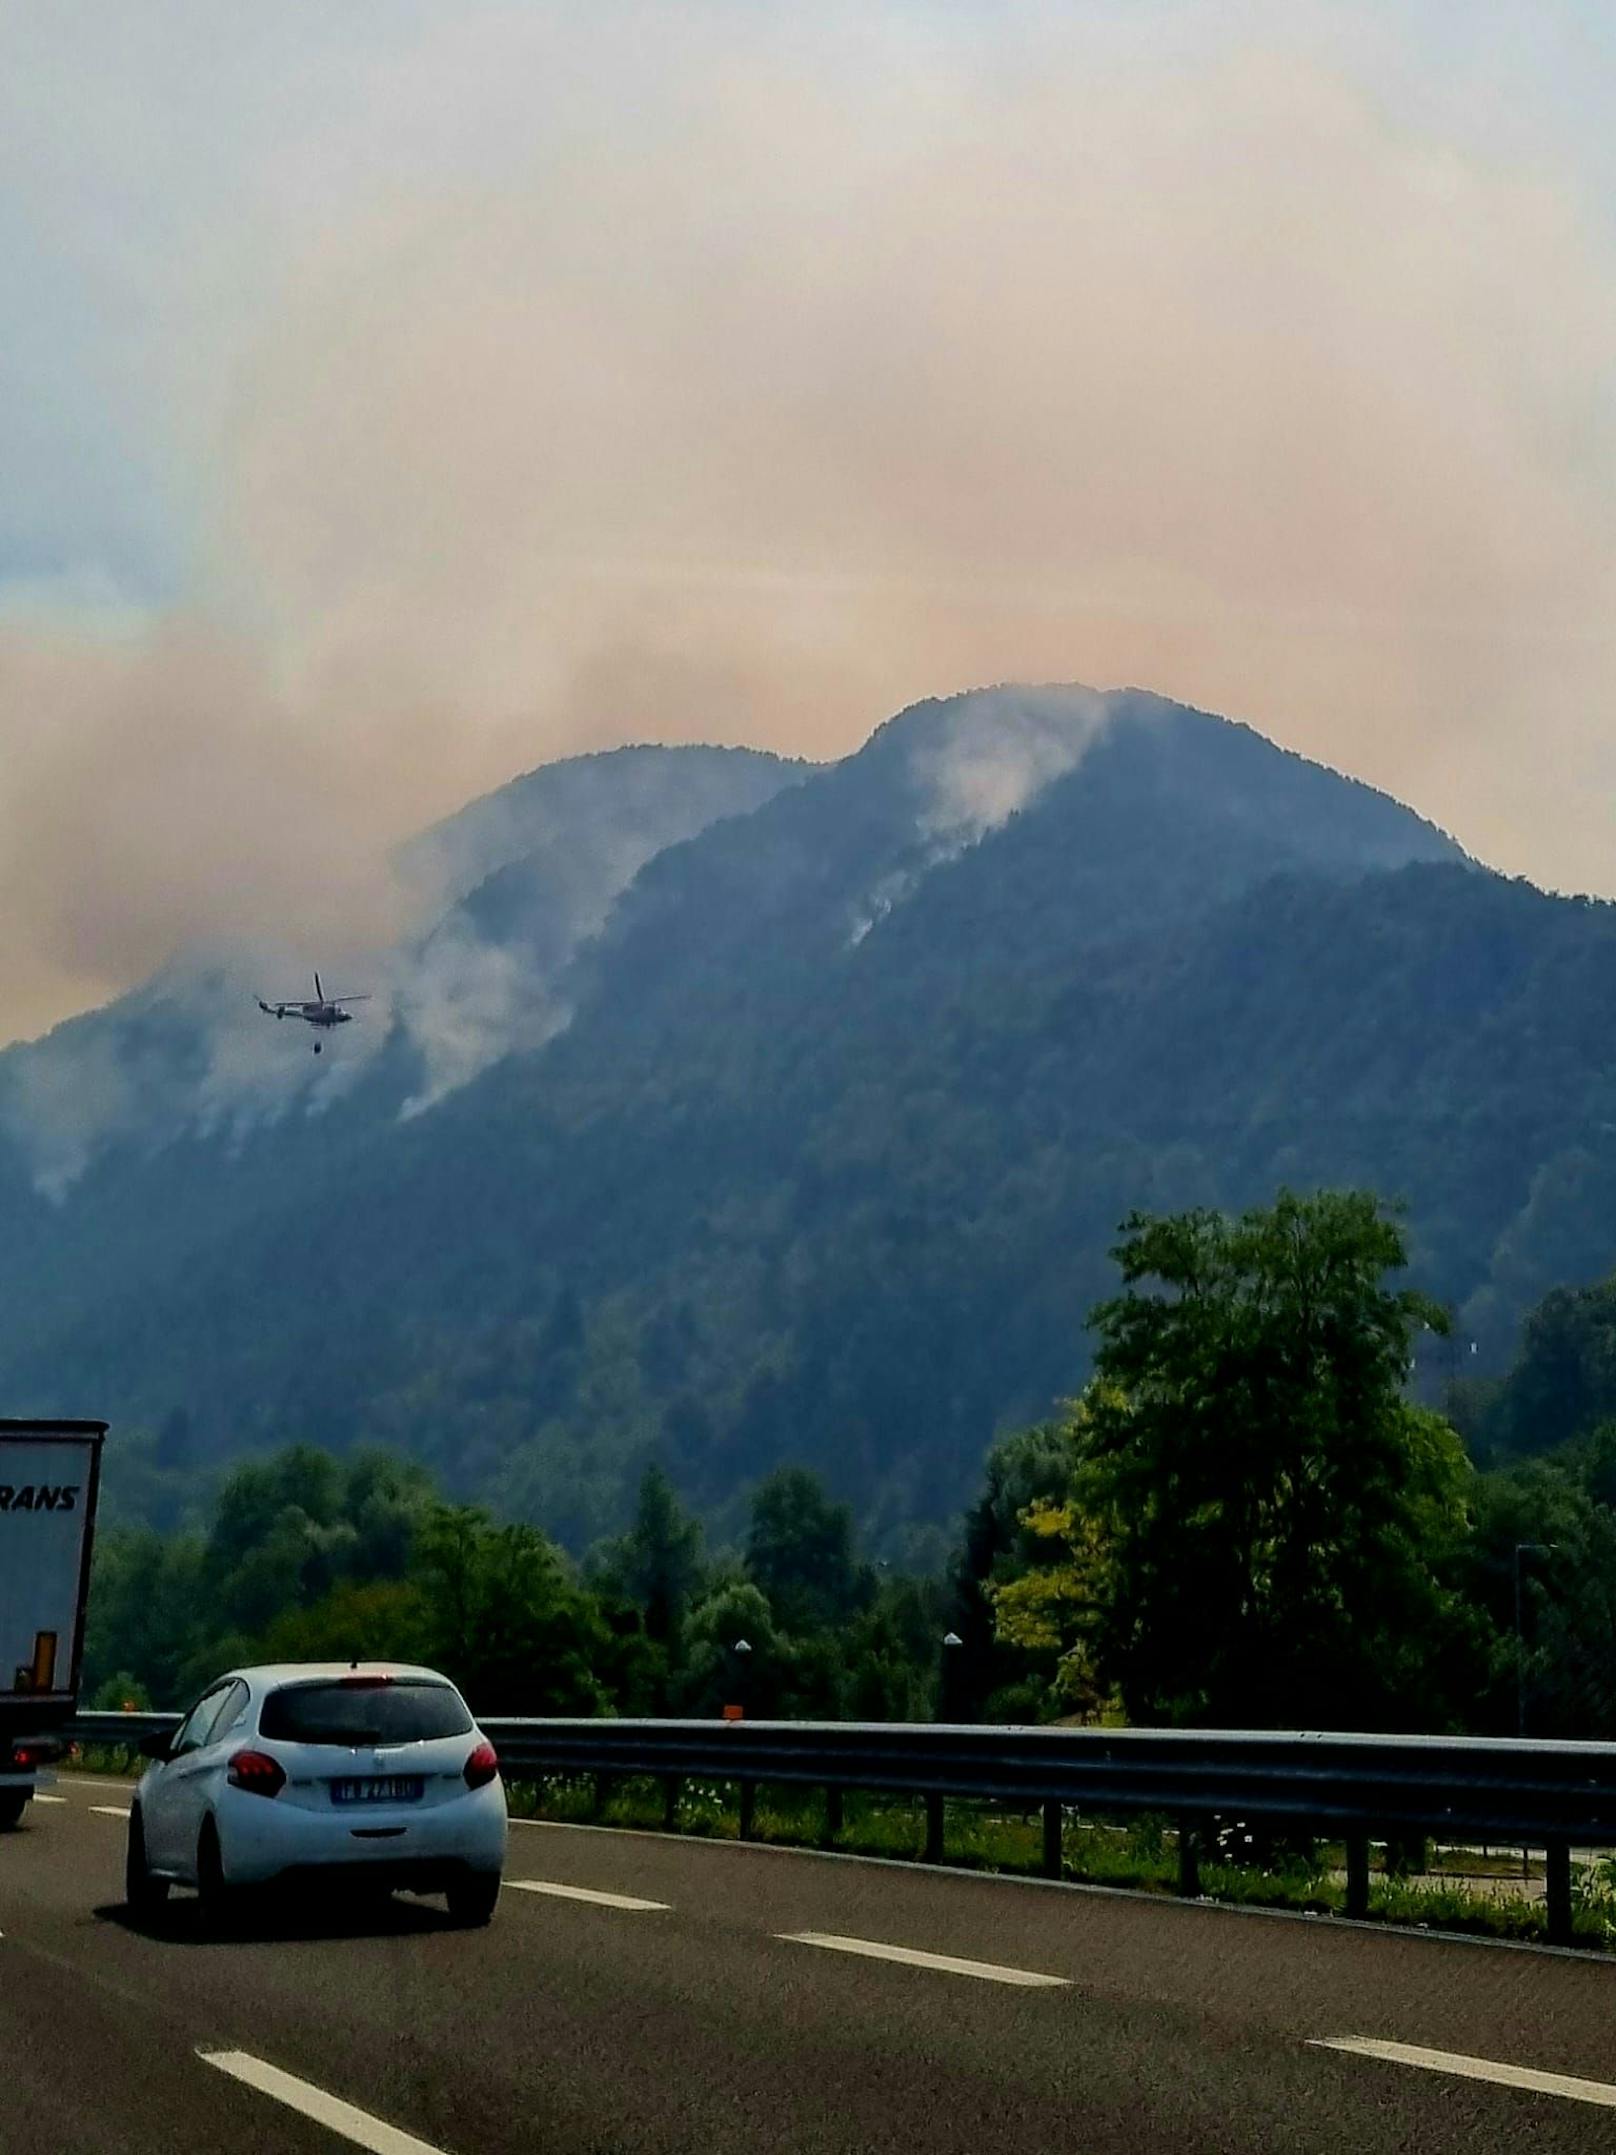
[89,1805,130,1819]
[199,2050,448,2153]
[778,1931,1070,1987]
[29,1794,66,1805]
[1311,2037,1616,2109]
[506,1879,670,1911]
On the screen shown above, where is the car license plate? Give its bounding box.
[330,1776,423,1805]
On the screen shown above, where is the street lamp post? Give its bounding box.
[922,1633,965,1864]
[1513,1541,1552,1884]
[731,1638,756,1839]
[938,1632,963,1724]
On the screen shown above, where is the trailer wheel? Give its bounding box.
[0,1790,28,1829]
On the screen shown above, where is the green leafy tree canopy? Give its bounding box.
[744,1466,867,1636]
[999,1190,1475,1729]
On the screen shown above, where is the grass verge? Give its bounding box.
[505,1774,1615,1951]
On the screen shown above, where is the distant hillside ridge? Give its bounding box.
[0,684,1605,1557]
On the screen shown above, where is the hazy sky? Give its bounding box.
[4,1,1616,1038]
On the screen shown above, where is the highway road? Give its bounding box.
[4,1776,1616,2153]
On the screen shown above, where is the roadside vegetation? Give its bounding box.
[496,1778,1615,1951]
[78,1187,1616,1950]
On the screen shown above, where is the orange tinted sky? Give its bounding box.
[3,3,1615,1038]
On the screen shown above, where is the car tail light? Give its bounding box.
[463,1741,499,1790]
[227,1749,286,1798]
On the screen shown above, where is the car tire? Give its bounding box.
[0,1790,27,1830]
[445,1872,500,1927]
[125,1810,170,1913]
[195,1820,239,1936]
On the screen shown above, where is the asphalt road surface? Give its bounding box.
[4,1775,1616,2153]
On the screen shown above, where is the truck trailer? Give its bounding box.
[0,1420,105,1826]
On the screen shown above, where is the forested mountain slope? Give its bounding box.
[4,685,1613,1548]
[0,742,802,1393]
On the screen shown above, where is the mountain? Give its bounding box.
[0,741,803,1400]
[0,742,802,1180]
[5,683,1615,1550]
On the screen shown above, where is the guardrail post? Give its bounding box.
[663,1775,681,1831]
[1177,1816,1200,1899]
[824,1786,843,1845]
[925,1791,945,1864]
[1345,1832,1370,1920]
[1546,1839,1573,1947]
[1042,1799,1063,1880]
[592,1771,612,1819]
[738,1779,756,1842]
[1384,1831,1429,1879]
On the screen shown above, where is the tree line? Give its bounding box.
[84,1445,952,1723]
[85,1188,1616,1737]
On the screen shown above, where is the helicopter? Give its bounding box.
[256,973,370,1053]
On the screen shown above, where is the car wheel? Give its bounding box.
[195,1821,239,1935]
[0,1790,27,1830]
[445,1872,500,1926]
[125,1810,170,1913]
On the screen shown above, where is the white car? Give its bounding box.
[125,1662,506,1929]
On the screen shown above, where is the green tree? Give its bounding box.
[589,1462,707,1711]
[258,1579,427,1667]
[195,1444,431,1641]
[1482,1278,1616,1459]
[744,1467,867,1635]
[842,1575,946,1721]
[82,1526,206,1705]
[1463,1431,1616,1738]
[618,1464,704,1651]
[949,1423,1076,1719]
[999,1191,1475,1728]
[678,1579,786,1716]
[413,1505,607,1715]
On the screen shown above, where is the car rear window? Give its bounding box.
[259,1678,473,1746]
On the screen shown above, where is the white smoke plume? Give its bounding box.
[395,923,567,1123]
[914,688,1113,843]
[0,734,805,1188]
[6,3,1616,1049]
[850,686,1113,945]
[2,1027,139,1204]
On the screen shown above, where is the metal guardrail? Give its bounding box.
[66,1711,178,1748]
[62,1712,1616,1945]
